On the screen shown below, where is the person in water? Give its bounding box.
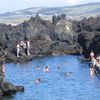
[43,66,49,72]
[90,51,96,66]
[35,66,41,70]
[35,78,41,83]
[1,62,5,80]
[57,66,60,69]
[89,51,96,77]
[89,62,94,77]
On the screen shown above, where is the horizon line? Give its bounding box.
[0,2,100,14]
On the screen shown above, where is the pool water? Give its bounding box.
[3,55,100,100]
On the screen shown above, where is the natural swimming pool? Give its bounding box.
[3,55,100,100]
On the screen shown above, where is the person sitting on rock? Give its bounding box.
[26,40,30,56]
[16,42,20,57]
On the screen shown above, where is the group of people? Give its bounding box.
[35,65,71,84]
[89,51,100,77]
[16,40,30,57]
[35,66,49,83]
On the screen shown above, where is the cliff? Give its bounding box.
[0,15,81,63]
[74,17,100,57]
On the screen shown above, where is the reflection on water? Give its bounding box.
[3,55,100,100]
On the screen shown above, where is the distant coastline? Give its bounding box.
[0,2,100,25]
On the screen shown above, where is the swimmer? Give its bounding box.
[89,62,94,77]
[57,66,60,69]
[1,62,5,81]
[35,66,41,70]
[64,72,70,77]
[35,78,41,83]
[43,66,49,72]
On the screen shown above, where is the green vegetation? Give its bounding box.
[0,2,100,25]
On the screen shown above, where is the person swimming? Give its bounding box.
[1,62,5,81]
[64,72,70,77]
[89,51,96,66]
[89,51,96,77]
[43,66,49,72]
[89,62,94,77]
[35,78,41,83]
[35,66,41,70]
[57,66,60,69]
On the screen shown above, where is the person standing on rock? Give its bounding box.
[16,42,20,57]
[26,40,30,56]
[20,41,24,47]
[20,41,27,55]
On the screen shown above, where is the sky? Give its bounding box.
[0,0,100,14]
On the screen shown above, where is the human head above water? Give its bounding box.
[46,66,48,68]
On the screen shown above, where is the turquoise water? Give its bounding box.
[3,55,100,100]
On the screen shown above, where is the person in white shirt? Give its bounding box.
[26,40,30,56]
[16,43,20,57]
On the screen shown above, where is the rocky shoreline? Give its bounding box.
[5,49,81,63]
[0,14,82,62]
[0,16,100,60]
[0,51,24,97]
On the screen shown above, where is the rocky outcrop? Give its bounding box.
[0,16,82,62]
[1,15,100,59]
[1,82,24,96]
[74,17,100,57]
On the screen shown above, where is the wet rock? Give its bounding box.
[0,89,3,97]
[16,86,24,92]
[5,52,17,63]
[76,17,100,57]
[78,30,95,57]
[1,82,17,95]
